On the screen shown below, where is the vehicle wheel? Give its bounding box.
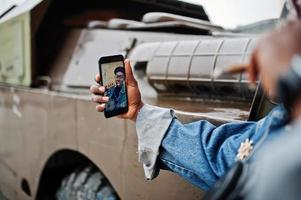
[56,166,118,200]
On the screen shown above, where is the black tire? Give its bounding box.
[56,166,118,200]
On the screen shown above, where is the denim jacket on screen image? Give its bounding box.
[135,104,290,190]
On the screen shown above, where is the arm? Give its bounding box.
[159,117,257,190]
[135,104,272,190]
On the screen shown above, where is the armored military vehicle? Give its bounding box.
[0,0,284,199]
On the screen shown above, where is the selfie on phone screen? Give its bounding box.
[99,56,128,118]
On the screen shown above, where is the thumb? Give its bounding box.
[124,59,137,87]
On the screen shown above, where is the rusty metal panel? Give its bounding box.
[76,98,126,197]
[47,95,78,151]
[0,87,23,200]
[0,88,76,199]
[13,89,49,198]
[0,88,250,199]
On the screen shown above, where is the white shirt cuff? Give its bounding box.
[136,104,175,180]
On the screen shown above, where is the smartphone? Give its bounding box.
[98,55,128,118]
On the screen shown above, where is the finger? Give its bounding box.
[90,85,106,95]
[95,74,101,83]
[248,49,259,83]
[96,104,106,112]
[91,95,109,103]
[124,59,137,87]
[224,64,248,74]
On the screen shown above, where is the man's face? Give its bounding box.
[115,71,125,87]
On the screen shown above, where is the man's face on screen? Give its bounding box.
[115,71,125,87]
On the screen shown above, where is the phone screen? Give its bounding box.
[100,58,128,118]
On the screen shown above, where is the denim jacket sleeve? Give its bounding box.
[135,104,286,190]
[160,117,259,190]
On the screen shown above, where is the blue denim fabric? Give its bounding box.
[105,83,127,110]
[159,105,289,190]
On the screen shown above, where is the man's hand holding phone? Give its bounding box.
[90,59,144,121]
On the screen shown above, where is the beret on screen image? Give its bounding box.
[114,66,124,74]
